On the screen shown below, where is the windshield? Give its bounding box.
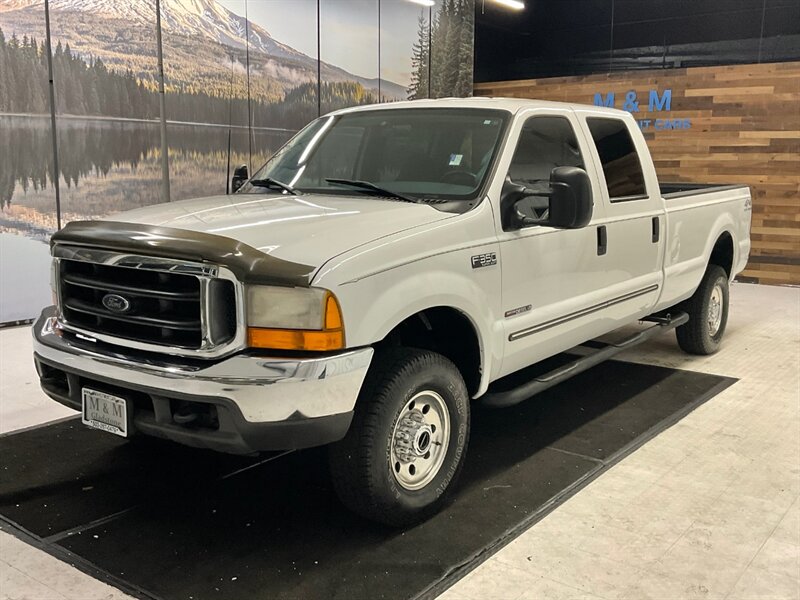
[241,108,509,201]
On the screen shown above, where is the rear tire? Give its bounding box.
[328,347,470,527]
[675,265,730,355]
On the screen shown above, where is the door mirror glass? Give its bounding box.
[231,164,249,193]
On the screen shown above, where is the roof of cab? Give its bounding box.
[330,96,632,118]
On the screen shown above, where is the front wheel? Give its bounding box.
[328,347,470,526]
[675,265,730,355]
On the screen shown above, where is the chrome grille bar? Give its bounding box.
[62,272,201,301]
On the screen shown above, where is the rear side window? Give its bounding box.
[586,118,647,200]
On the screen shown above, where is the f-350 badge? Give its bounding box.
[471,252,497,269]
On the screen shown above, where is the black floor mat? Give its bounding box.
[0,360,735,600]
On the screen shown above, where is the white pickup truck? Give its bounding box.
[33,98,751,525]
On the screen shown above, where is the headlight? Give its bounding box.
[245,285,344,351]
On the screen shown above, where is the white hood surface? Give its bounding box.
[115,193,454,270]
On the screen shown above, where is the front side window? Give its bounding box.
[241,108,509,202]
[506,116,584,220]
[586,118,647,200]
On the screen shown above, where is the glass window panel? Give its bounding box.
[507,116,585,219]
[246,107,509,201]
[380,0,433,101]
[45,0,162,222]
[586,117,647,200]
[0,5,58,322]
[163,0,251,199]
[320,0,380,115]
[244,0,318,169]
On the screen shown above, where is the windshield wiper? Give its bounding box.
[249,177,298,195]
[325,178,421,204]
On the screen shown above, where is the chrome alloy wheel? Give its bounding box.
[389,390,450,491]
[708,283,724,336]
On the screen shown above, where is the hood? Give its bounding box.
[114,193,455,270]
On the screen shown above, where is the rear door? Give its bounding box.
[575,110,665,322]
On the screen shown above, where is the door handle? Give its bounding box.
[652,216,660,243]
[597,225,607,256]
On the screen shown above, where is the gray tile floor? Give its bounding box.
[1,282,798,600]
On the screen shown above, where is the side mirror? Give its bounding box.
[547,166,593,228]
[231,164,249,193]
[500,179,532,230]
[501,166,593,231]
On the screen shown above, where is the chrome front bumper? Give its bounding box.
[32,307,373,454]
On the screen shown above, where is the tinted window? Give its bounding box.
[245,108,509,202]
[586,118,647,200]
[507,116,584,220]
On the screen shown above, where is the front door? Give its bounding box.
[494,109,612,378]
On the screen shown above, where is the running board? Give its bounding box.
[480,311,689,409]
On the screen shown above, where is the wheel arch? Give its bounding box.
[376,306,484,398]
[708,230,735,280]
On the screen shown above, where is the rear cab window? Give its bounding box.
[586,118,647,202]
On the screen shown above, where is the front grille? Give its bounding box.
[59,258,235,350]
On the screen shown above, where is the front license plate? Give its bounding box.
[82,388,128,437]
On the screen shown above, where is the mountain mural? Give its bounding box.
[0,0,407,105]
[0,0,477,324]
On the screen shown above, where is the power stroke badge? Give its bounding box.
[471,252,497,269]
[505,305,532,318]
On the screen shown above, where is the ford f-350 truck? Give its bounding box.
[33,98,751,525]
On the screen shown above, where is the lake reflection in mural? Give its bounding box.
[0,115,292,238]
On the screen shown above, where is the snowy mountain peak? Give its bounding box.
[0,0,42,11]
[0,0,278,52]
[0,0,407,98]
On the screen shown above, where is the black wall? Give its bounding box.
[474,0,800,82]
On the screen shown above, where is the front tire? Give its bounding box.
[328,347,470,526]
[675,265,730,355]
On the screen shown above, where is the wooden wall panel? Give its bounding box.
[475,62,800,286]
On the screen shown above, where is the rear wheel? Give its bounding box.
[676,265,730,355]
[328,347,470,526]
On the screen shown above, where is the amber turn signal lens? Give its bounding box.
[247,328,344,351]
[324,293,343,330]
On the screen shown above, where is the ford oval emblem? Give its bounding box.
[102,293,131,313]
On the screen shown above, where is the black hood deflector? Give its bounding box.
[51,221,315,287]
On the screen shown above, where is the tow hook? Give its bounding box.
[173,406,199,425]
[172,401,219,428]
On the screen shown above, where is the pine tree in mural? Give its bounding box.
[0,29,7,112]
[0,25,381,129]
[443,0,463,92]
[453,0,475,95]
[407,0,474,100]
[430,0,451,96]
[0,31,46,114]
[407,13,430,100]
